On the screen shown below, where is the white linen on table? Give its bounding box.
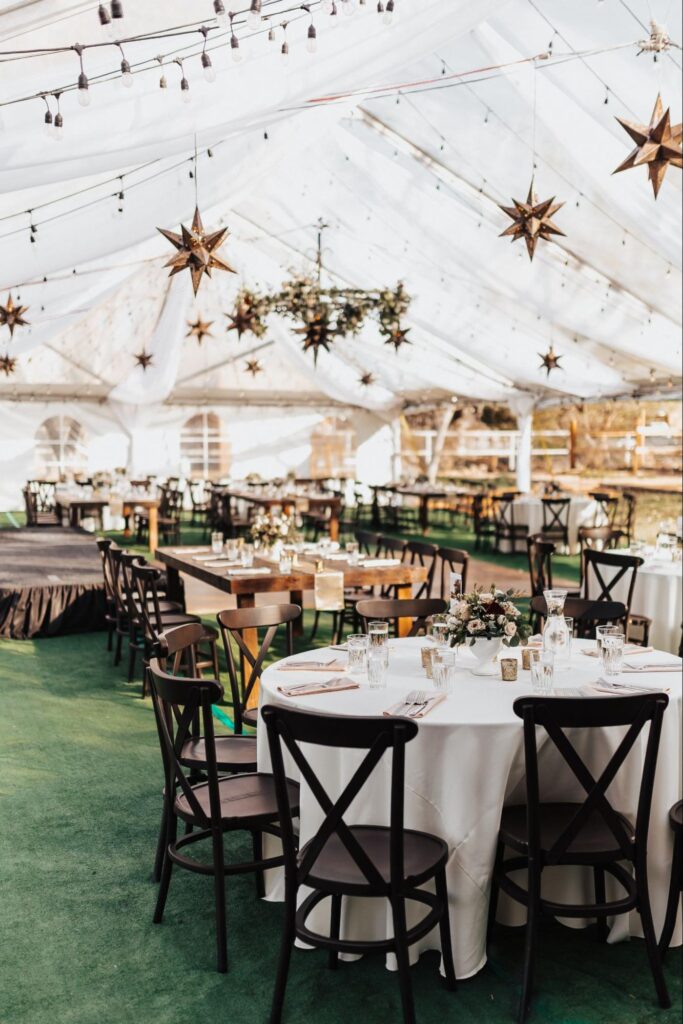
[498,495,597,554]
[597,555,683,656]
[257,638,682,979]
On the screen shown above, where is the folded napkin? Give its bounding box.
[175,547,209,554]
[360,558,402,568]
[590,677,670,695]
[227,567,272,576]
[193,553,227,562]
[622,663,681,674]
[325,553,349,561]
[204,560,241,569]
[278,677,359,697]
[384,693,447,718]
[582,646,654,659]
[278,660,347,673]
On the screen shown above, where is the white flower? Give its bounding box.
[478,593,494,603]
[504,622,517,637]
[455,603,471,621]
[497,615,507,626]
[468,618,484,633]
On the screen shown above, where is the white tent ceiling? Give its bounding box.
[0,0,681,412]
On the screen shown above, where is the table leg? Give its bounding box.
[420,497,430,535]
[148,505,159,555]
[122,504,132,539]
[371,488,380,529]
[237,593,260,710]
[329,513,340,543]
[396,584,413,637]
[290,590,305,640]
[165,566,184,605]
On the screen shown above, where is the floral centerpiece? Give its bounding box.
[250,511,294,552]
[448,585,530,675]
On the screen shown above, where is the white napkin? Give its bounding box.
[590,677,670,695]
[278,660,347,673]
[174,547,209,554]
[227,567,272,576]
[582,646,654,659]
[622,663,681,674]
[384,692,447,718]
[360,558,402,568]
[278,677,359,697]
[204,560,242,569]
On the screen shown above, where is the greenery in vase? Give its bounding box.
[448,585,530,648]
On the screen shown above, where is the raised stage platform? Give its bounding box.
[0,528,106,640]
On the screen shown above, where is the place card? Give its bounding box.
[278,677,360,697]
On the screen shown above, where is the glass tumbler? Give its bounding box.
[345,541,360,566]
[241,543,255,568]
[347,634,369,678]
[531,651,555,694]
[211,531,224,555]
[368,651,388,689]
[601,633,625,677]
[433,649,456,693]
[430,621,450,647]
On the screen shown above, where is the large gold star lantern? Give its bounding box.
[294,313,334,363]
[499,181,565,260]
[186,317,214,344]
[613,94,682,198]
[0,294,30,338]
[0,353,17,376]
[539,346,563,376]
[158,207,236,296]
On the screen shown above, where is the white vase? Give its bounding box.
[470,637,504,676]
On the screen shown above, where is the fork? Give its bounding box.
[400,690,429,717]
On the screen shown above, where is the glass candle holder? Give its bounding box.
[521,648,534,671]
[500,658,519,682]
[421,645,436,678]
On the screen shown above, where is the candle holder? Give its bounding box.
[500,658,519,682]
[521,648,535,671]
[421,645,436,679]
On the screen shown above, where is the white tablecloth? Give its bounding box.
[498,495,597,554]
[598,553,683,656]
[258,639,682,979]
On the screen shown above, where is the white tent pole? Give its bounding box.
[514,400,535,494]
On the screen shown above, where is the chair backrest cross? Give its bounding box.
[402,540,438,600]
[527,535,555,597]
[356,597,447,637]
[582,548,643,619]
[262,704,418,892]
[541,497,571,537]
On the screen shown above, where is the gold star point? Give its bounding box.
[186,316,214,344]
[158,206,236,295]
[245,359,263,377]
[499,181,566,260]
[0,294,30,338]
[613,93,683,198]
[539,346,563,376]
[0,352,17,376]
[134,350,154,371]
[359,371,376,387]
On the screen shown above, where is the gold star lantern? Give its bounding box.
[539,346,563,376]
[245,359,263,377]
[359,372,376,387]
[0,294,30,338]
[186,317,214,344]
[384,326,411,351]
[499,181,565,260]
[0,353,17,376]
[158,207,236,295]
[613,94,682,198]
[294,314,334,363]
[134,350,154,371]
[226,291,267,338]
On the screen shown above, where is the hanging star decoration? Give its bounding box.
[0,294,30,338]
[245,359,263,377]
[294,312,335,363]
[499,181,565,260]
[134,350,154,371]
[0,353,17,376]
[158,207,236,296]
[539,346,563,376]
[226,289,268,338]
[359,371,376,387]
[613,94,682,198]
[384,326,411,351]
[186,316,214,344]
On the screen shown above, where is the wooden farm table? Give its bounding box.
[221,489,343,542]
[371,484,456,534]
[121,496,160,554]
[155,546,428,704]
[55,496,108,529]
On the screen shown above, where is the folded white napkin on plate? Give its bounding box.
[590,677,670,695]
[278,677,359,697]
[278,660,347,673]
[384,692,447,718]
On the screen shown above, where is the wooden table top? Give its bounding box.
[155,546,427,596]
[221,489,342,508]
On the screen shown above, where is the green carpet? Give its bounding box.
[1,630,680,1024]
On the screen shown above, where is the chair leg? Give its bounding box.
[518,863,541,1024]
[114,630,123,666]
[328,894,342,970]
[253,831,265,900]
[593,867,608,942]
[153,813,177,923]
[152,799,168,883]
[637,861,671,1008]
[211,827,228,974]
[391,896,416,1024]
[127,642,137,683]
[659,833,682,959]
[270,883,297,1024]
[487,840,504,944]
[435,868,458,992]
[309,611,321,643]
[107,625,113,652]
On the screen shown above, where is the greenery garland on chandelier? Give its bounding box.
[225,223,411,362]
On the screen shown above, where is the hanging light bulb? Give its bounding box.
[281,39,290,63]
[110,0,124,19]
[43,109,54,138]
[181,77,191,103]
[383,0,395,24]
[159,74,168,89]
[202,51,216,81]
[247,0,262,30]
[213,0,228,28]
[77,72,91,106]
[121,59,133,86]
[307,23,318,53]
[231,32,242,62]
[54,112,64,142]
[98,4,111,25]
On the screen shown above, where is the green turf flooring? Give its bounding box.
[1,629,681,1024]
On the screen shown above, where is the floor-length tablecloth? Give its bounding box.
[596,553,682,655]
[258,638,682,979]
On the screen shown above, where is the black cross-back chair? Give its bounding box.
[356,597,447,638]
[355,529,380,557]
[262,704,457,1024]
[148,650,299,974]
[526,536,558,633]
[540,497,571,549]
[437,546,469,602]
[488,692,671,1023]
[96,538,118,653]
[149,623,258,884]
[582,548,651,645]
[217,604,300,735]
[402,540,438,600]
[376,535,408,598]
[659,801,683,958]
[493,493,528,554]
[473,492,496,551]
[589,491,620,530]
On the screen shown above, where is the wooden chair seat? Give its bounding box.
[174,772,299,825]
[302,825,448,891]
[180,735,257,773]
[500,803,635,860]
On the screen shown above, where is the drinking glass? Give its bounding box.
[318,537,332,558]
[345,541,360,566]
[368,651,388,689]
[596,624,621,654]
[430,621,450,647]
[433,649,456,693]
[211,531,224,555]
[241,543,255,568]
[279,551,293,574]
[225,540,240,562]
[347,634,369,678]
[601,633,625,677]
[368,620,389,649]
[531,651,555,694]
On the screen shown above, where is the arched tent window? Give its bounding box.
[180,412,231,480]
[310,417,356,479]
[34,416,88,479]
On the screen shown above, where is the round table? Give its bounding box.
[599,551,682,655]
[498,495,597,554]
[258,638,682,979]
